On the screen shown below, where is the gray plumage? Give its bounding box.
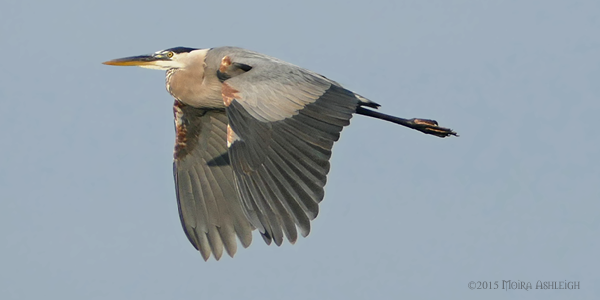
[103,46,457,261]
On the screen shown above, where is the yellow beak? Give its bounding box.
[102,54,167,66]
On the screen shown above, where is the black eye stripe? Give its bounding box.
[164,47,198,54]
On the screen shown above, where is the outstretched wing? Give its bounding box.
[172,101,253,261]
[220,54,360,246]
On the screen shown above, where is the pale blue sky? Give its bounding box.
[1,0,599,299]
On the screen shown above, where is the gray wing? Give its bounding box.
[219,55,360,246]
[173,100,253,261]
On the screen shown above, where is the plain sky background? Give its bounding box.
[1,0,599,299]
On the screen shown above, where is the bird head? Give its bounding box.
[103,47,199,70]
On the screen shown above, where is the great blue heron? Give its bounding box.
[103,46,457,261]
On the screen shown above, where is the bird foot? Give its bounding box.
[409,118,458,138]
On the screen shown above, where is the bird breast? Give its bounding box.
[166,67,225,109]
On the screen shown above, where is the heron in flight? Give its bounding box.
[103,46,456,261]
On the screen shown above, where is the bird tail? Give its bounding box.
[354,93,381,108]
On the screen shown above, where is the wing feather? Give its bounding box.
[173,101,253,260]
[219,56,360,244]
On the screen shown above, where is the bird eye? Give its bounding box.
[167,51,174,58]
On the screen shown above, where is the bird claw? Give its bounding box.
[409,118,458,138]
